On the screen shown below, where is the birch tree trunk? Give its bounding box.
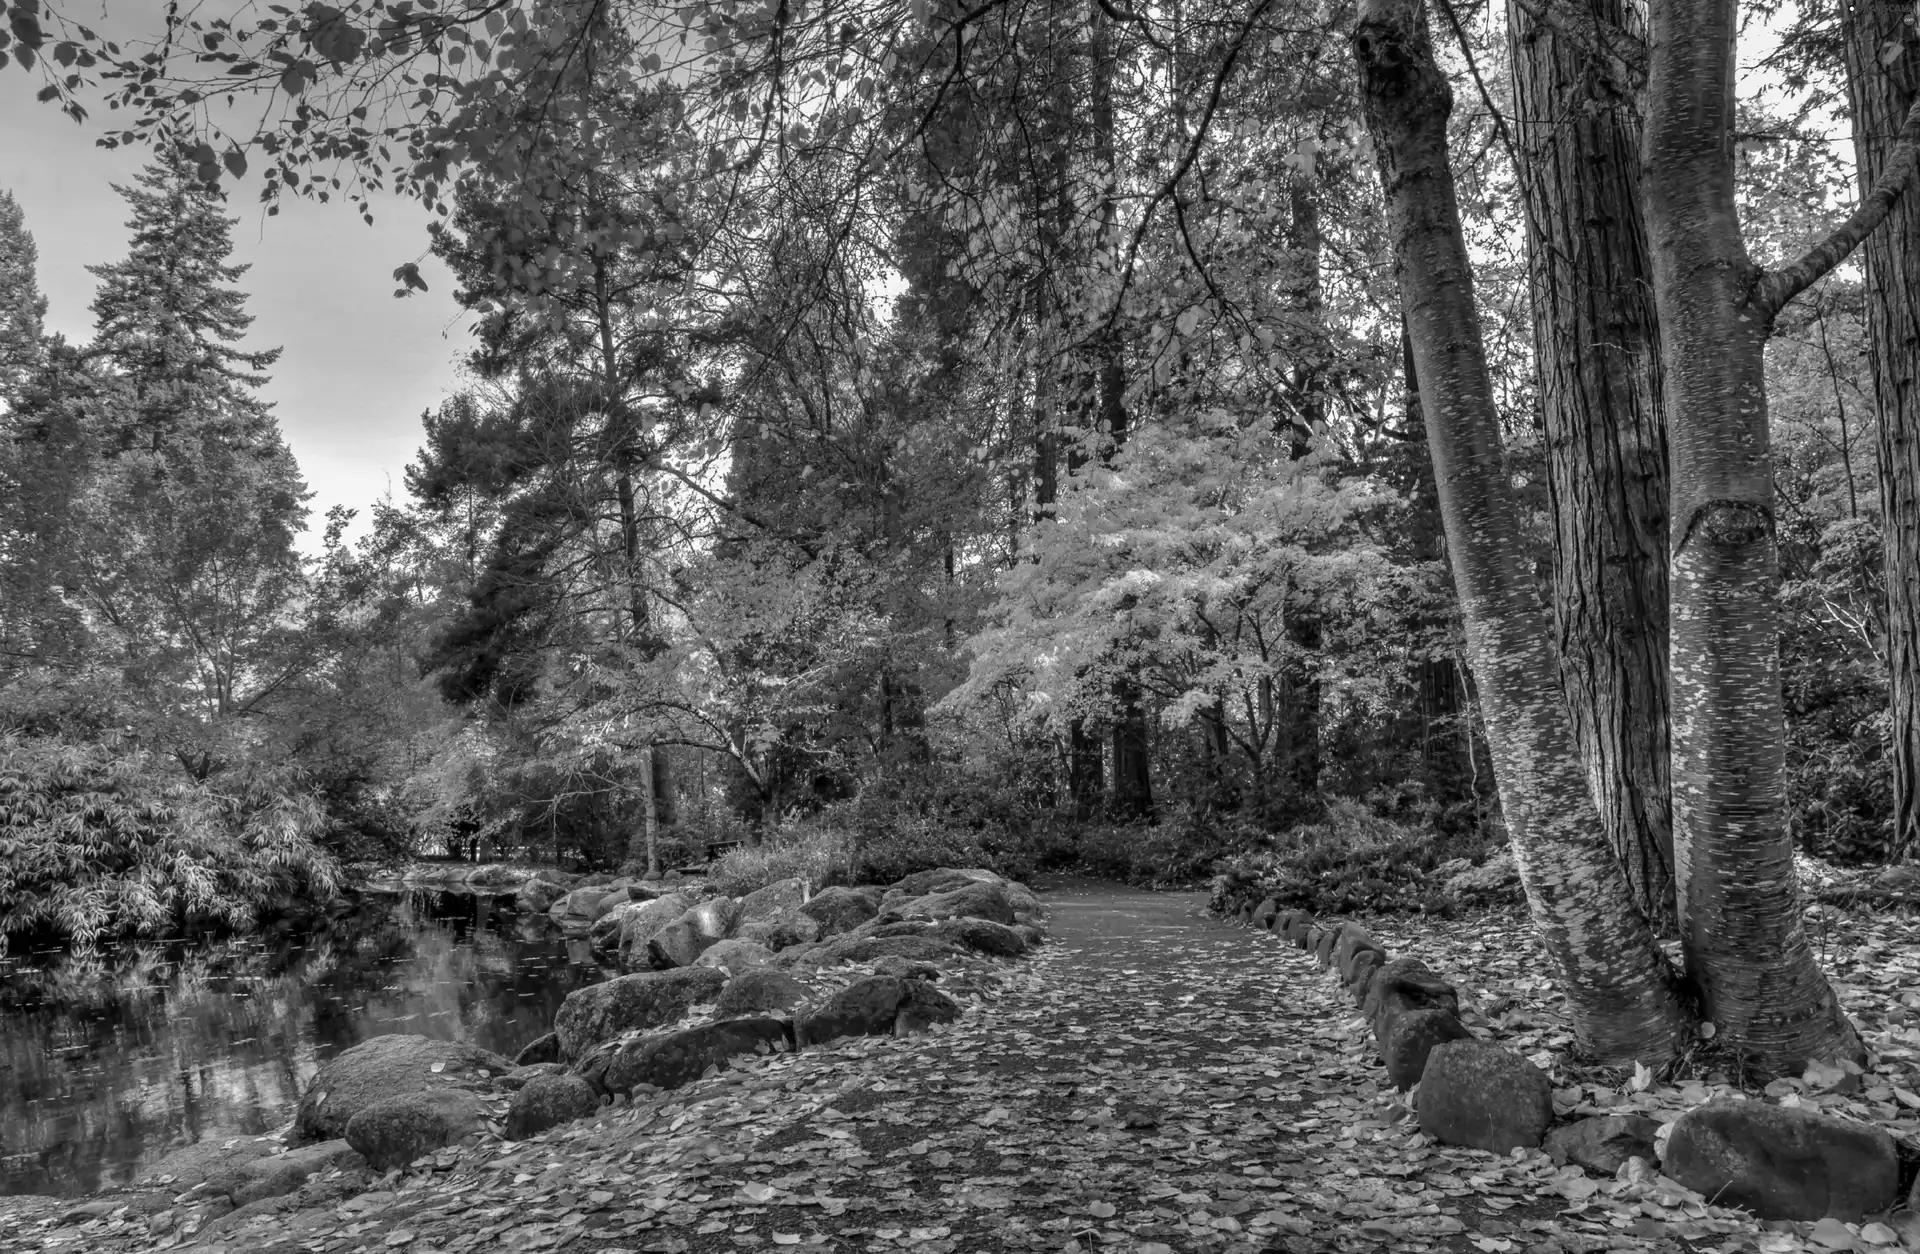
[1352,0,1692,1063]
[1843,0,1920,861]
[1509,0,1676,929]
[1641,0,1864,1066]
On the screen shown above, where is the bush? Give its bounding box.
[1211,799,1496,917]
[0,733,344,954]
[707,823,858,896]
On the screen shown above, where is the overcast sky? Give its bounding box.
[0,70,469,552]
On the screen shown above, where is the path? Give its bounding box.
[3,882,1751,1254]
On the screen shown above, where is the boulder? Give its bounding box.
[1663,1099,1899,1221]
[551,967,728,1059]
[1002,881,1046,920]
[344,1089,490,1172]
[138,1138,279,1191]
[733,910,822,952]
[801,886,880,937]
[1417,1040,1553,1153]
[795,976,957,1046]
[891,867,1001,896]
[515,878,568,914]
[782,934,962,969]
[930,916,1028,957]
[576,1018,792,1095]
[616,892,694,966]
[504,1073,602,1140]
[496,1062,568,1092]
[714,968,813,1018]
[293,1034,512,1143]
[1333,924,1387,983]
[649,917,720,968]
[1544,1114,1661,1176]
[512,1032,562,1067]
[1345,948,1386,1008]
[1251,898,1279,930]
[870,955,944,982]
[548,887,606,928]
[694,938,778,976]
[1379,1006,1473,1089]
[213,1141,364,1207]
[1313,926,1341,969]
[740,878,808,921]
[1014,923,1048,949]
[897,882,1016,927]
[589,886,633,921]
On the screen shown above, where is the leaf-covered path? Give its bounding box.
[1,881,1842,1254]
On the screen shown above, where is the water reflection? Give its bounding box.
[0,887,610,1197]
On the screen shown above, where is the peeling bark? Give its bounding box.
[1844,0,1920,860]
[1352,0,1692,1063]
[1641,0,1861,1066]
[1509,0,1676,930]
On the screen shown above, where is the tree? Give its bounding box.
[1507,0,1675,928]
[0,189,46,404]
[1841,0,1920,862]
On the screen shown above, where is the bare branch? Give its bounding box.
[1754,94,1920,320]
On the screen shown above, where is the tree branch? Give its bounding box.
[1754,95,1920,320]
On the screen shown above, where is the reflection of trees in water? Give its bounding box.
[0,889,602,1197]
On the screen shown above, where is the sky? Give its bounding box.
[0,69,469,553]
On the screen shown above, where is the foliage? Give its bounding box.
[1210,799,1497,917]
[705,823,859,898]
[0,732,342,954]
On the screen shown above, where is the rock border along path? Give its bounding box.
[1,879,1834,1254]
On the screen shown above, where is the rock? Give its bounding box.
[344,1089,490,1172]
[1013,923,1048,949]
[548,886,608,928]
[577,1018,793,1095]
[1663,1098,1899,1221]
[733,910,821,951]
[891,867,1001,896]
[1313,925,1340,969]
[928,916,1027,957]
[871,955,944,982]
[551,967,728,1059]
[1002,881,1046,920]
[795,976,954,1046]
[1363,956,1460,1026]
[649,917,720,968]
[897,881,1016,927]
[138,1138,280,1191]
[1251,898,1279,930]
[783,934,962,968]
[590,886,633,920]
[515,878,568,914]
[1282,912,1313,946]
[1380,1006,1472,1089]
[1874,864,1920,893]
[496,1063,568,1092]
[715,968,814,1018]
[215,1141,364,1207]
[1333,924,1387,983]
[740,878,809,921]
[801,885,882,937]
[512,1032,562,1066]
[695,938,778,976]
[1345,948,1385,1008]
[504,1073,601,1140]
[1545,1115,1661,1176]
[293,1034,512,1143]
[590,899,653,951]
[895,979,961,1035]
[616,892,694,965]
[1417,1040,1553,1152]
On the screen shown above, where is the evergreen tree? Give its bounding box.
[64,155,310,764]
[0,189,47,405]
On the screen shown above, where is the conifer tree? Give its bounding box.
[0,189,46,405]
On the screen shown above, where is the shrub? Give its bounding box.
[0,733,343,954]
[1211,798,1497,917]
[707,823,858,896]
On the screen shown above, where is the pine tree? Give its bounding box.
[0,189,47,405]
[70,155,310,749]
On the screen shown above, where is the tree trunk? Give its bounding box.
[1352,0,1692,1063]
[1844,0,1920,861]
[1641,0,1859,1066]
[628,743,660,876]
[1509,0,1676,929]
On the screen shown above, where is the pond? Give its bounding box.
[0,886,610,1198]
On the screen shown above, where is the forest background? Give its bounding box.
[0,0,1911,1044]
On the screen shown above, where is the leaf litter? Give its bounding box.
[7,879,1920,1254]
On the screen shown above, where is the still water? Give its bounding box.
[0,887,610,1197]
